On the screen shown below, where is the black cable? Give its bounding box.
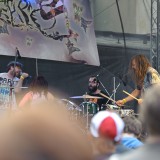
[115,0,128,73]
[94,0,120,18]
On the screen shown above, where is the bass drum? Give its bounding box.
[60,99,82,120]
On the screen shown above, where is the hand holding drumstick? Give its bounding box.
[116,89,143,106]
[122,90,143,105]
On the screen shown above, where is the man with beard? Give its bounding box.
[116,54,160,106]
[0,61,28,114]
[87,76,112,111]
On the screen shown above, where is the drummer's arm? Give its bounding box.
[116,89,141,106]
[124,89,141,103]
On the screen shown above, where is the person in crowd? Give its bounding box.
[0,100,92,160]
[89,110,125,160]
[87,76,112,111]
[121,116,143,149]
[0,61,28,112]
[109,84,160,160]
[19,75,54,108]
[116,54,160,106]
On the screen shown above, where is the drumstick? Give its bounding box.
[123,90,139,101]
[99,92,116,103]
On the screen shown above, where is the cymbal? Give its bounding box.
[70,95,103,99]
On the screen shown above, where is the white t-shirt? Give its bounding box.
[0,73,19,112]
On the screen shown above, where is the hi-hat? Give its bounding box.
[70,95,103,99]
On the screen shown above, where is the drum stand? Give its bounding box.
[83,97,89,130]
[108,77,121,103]
[98,76,122,105]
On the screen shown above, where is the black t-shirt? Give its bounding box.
[88,90,112,111]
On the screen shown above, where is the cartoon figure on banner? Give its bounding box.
[39,0,64,20]
[0,21,9,34]
[66,38,80,55]
[68,29,79,42]
[81,17,92,32]
[25,36,33,46]
[73,1,92,32]
[73,2,83,23]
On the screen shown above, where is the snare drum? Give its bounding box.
[79,102,98,115]
[106,104,120,110]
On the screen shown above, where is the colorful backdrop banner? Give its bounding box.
[0,0,100,66]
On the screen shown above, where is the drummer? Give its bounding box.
[87,76,112,111]
[116,55,160,106]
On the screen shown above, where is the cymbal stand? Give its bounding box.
[106,77,121,105]
[86,103,89,129]
[98,77,115,105]
[98,78,111,97]
[83,94,89,130]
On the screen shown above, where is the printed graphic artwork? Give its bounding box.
[0,0,100,66]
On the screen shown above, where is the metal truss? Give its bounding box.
[151,0,160,72]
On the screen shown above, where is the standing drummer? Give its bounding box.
[116,54,160,106]
[87,76,112,111]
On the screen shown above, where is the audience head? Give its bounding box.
[30,75,48,95]
[141,84,160,136]
[0,101,92,160]
[90,110,124,142]
[89,111,124,157]
[123,116,142,137]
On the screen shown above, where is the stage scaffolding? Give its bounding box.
[151,0,160,72]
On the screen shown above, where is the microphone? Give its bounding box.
[27,75,32,79]
[96,67,106,77]
[96,73,100,77]
[16,47,21,59]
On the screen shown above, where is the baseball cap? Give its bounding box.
[90,111,124,142]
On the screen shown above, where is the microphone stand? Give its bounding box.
[107,73,127,105]
[96,66,111,97]
[96,67,126,105]
[10,48,19,112]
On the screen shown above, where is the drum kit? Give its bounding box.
[61,94,135,129]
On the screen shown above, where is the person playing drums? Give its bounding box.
[87,76,112,111]
[116,54,160,106]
